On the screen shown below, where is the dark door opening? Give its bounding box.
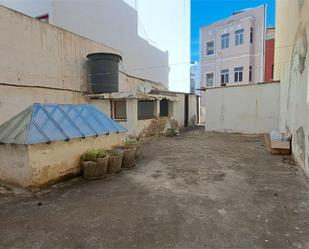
[196,96,200,124]
[184,95,189,127]
[160,99,169,117]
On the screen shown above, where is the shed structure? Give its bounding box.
[0,103,127,188]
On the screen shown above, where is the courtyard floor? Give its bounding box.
[1,128,309,249]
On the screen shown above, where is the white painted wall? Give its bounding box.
[275,0,309,177]
[0,0,191,92]
[204,82,280,134]
[188,95,197,126]
[128,0,191,92]
[0,0,52,19]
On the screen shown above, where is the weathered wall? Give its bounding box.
[0,85,86,125]
[0,144,30,187]
[199,92,206,124]
[188,95,197,126]
[274,1,300,80]
[90,99,111,117]
[0,5,116,124]
[173,94,185,127]
[0,0,191,92]
[204,82,280,133]
[276,0,309,176]
[119,72,167,93]
[0,133,126,188]
[28,133,126,188]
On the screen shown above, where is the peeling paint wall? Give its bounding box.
[204,82,280,133]
[0,133,126,188]
[0,5,116,124]
[188,95,197,126]
[0,5,169,127]
[276,0,309,176]
[0,85,86,125]
[0,144,30,187]
[28,133,125,188]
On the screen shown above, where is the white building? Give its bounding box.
[190,61,200,94]
[200,5,266,88]
[0,0,190,92]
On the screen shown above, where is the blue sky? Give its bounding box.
[191,0,276,62]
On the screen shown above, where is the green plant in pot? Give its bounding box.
[107,149,123,174]
[81,149,108,180]
[118,138,137,168]
[125,137,141,159]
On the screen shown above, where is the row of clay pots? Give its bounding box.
[81,147,137,180]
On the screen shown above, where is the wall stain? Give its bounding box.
[296,126,305,164]
[286,21,308,128]
[298,0,304,12]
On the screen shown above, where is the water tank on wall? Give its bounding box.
[87,53,122,94]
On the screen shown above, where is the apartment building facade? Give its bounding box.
[200,5,266,88]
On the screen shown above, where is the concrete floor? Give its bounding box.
[1,129,309,249]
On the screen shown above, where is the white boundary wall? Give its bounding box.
[204,82,280,134]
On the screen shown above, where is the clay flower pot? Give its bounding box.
[121,147,136,168]
[81,149,109,180]
[97,156,109,176]
[108,150,123,174]
[132,142,141,159]
[81,161,105,180]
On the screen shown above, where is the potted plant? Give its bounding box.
[107,149,123,174]
[97,149,109,177]
[118,139,137,168]
[127,136,141,159]
[80,149,108,180]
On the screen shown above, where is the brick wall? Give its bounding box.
[265,38,275,81]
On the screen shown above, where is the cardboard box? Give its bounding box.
[264,134,291,155]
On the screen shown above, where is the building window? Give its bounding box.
[235,29,244,46]
[206,41,214,55]
[250,28,253,43]
[249,66,252,82]
[221,69,229,85]
[234,67,243,82]
[206,73,214,87]
[221,33,229,49]
[36,14,49,23]
[113,100,126,120]
[138,100,156,120]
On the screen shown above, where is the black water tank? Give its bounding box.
[87,53,122,93]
